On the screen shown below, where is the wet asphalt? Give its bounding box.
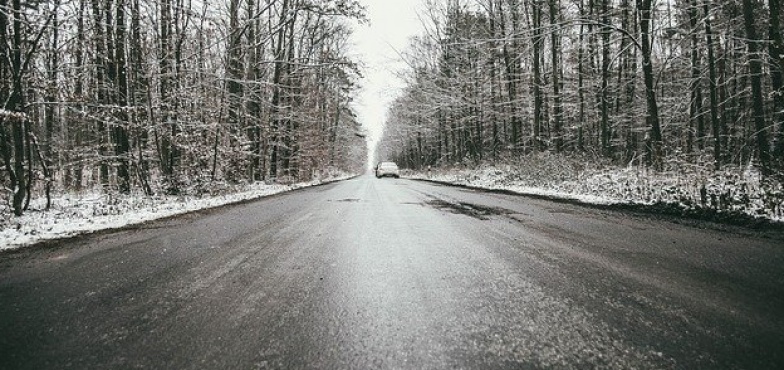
[1,175,783,369]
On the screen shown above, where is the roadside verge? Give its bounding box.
[0,175,356,252]
[409,176,784,237]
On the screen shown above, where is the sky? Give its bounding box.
[350,0,425,165]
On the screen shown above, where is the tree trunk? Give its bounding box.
[489,0,500,157]
[131,0,151,195]
[577,0,586,151]
[246,0,263,182]
[600,0,612,157]
[114,0,131,193]
[43,2,58,206]
[281,5,299,177]
[224,0,243,182]
[159,0,177,190]
[92,0,109,187]
[550,0,563,152]
[0,1,14,189]
[532,0,543,152]
[742,0,771,176]
[689,0,705,152]
[73,0,86,190]
[637,0,663,169]
[9,0,27,216]
[768,0,784,167]
[502,0,522,151]
[704,1,722,169]
[269,0,291,179]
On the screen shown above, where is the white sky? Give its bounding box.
[350,0,425,164]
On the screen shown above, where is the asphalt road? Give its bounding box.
[1,175,783,369]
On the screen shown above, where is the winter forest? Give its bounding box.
[0,0,368,218]
[380,0,784,172]
[377,0,784,221]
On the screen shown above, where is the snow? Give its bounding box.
[0,109,28,120]
[0,174,355,251]
[405,153,784,224]
[4,153,782,252]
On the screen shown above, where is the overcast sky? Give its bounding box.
[351,0,425,164]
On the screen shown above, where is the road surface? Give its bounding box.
[1,175,783,369]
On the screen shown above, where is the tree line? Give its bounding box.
[378,0,784,180]
[0,0,368,216]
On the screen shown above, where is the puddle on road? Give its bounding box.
[425,199,514,220]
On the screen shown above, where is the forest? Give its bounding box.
[0,0,368,217]
[377,0,784,186]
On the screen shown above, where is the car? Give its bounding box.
[375,161,400,178]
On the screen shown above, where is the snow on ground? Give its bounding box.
[405,153,784,224]
[4,154,782,252]
[0,173,355,251]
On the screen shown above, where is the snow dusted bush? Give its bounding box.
[408,152,784,223]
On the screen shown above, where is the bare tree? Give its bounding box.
[742,0,771,176]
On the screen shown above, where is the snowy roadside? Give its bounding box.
[0,174,355,251]
[404,155,784,225]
